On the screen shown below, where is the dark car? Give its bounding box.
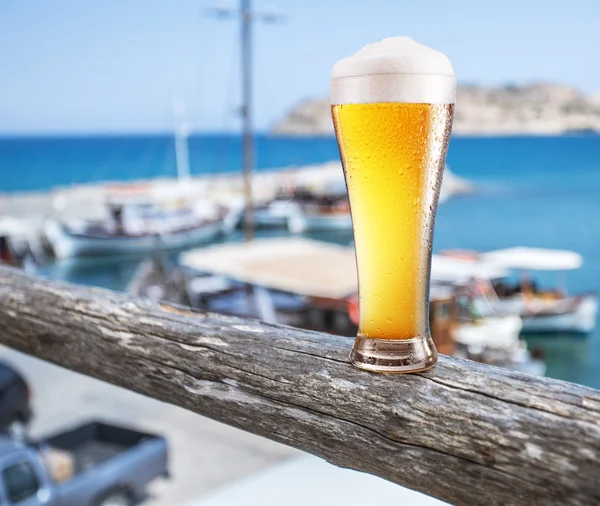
[0,361,32,437]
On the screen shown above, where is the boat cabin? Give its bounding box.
[441,247,598,334]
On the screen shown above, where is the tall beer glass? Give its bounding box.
[331,37,455,373]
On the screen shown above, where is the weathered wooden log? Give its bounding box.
[0,265,598,505]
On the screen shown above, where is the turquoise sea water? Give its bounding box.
[0,134,340,192]
[2,133,600,388]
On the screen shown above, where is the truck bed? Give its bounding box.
[42,421,159,475]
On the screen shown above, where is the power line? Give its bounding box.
[206,1,283,242]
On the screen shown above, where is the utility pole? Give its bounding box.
[207,1,283,242]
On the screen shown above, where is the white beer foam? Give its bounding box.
[331,37,456,105]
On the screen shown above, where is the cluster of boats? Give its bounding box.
[128,238,597,376]
[38,176,354,259]
[1,167,595,378]
[0,160,471,263]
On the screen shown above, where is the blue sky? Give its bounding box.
[1,0,599,133]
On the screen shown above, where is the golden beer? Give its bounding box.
[331,37,455,372]
[333,102,453,338]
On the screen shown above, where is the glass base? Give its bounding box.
[349,334,438,373]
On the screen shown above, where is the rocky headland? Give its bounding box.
[271,84,600,136]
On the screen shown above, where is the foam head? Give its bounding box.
[330,37,456,105]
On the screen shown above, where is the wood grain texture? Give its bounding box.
[0,265,599,505]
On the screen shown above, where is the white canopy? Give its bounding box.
[431,255,509,284]
[480,247,583,271]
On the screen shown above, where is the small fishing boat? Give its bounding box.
[286,191,352,233]
[430,254,524,347]
[253,199,301,229]
[44,187,235,259]
[252,186,352,233]
[429,259,539,374]
[443,247,598,334]
[44,108,240,259]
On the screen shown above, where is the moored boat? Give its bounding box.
[253,200,300,229]
[251,186,352,233]
[44,187,234,259]
[287,197,352,233]
[465,247,598,334]
[430,254,524,348]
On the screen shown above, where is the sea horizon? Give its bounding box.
[1,130,598,139]
[3,132,600,194]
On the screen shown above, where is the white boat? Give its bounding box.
[252,191,352,233]
[44,111,240,259]
[455,314,523,350]
[44,206,226,259]
[457,247,597,335]
[430,256,524,351]
[521,293,597,333]
[44,183,236,259]
[286,181,352,233]
[430,258,538,374]
[253,200,301,228]
[476,288,597,334]
[287,203,353,233]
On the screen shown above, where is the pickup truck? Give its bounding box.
[0,421,168,506]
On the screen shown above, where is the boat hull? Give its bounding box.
[253,211,290,228]
[301,213,353,231]
[45,220,224,259]
[287,212,353,233]
[521,293,598,334]
[455,314,523,349]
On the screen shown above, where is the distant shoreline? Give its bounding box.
[271,84,600,137]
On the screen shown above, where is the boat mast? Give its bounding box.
[208,1,282,242]
[173,96,192,189]
[174,122,192,184]
[241,0,253,241]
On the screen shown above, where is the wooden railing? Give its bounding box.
[0,265,598,506]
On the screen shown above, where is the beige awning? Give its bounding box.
[180,238,358,300]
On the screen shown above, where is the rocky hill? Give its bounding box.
[271,84,600,136]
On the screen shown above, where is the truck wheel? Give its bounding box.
[96,491,133,506]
